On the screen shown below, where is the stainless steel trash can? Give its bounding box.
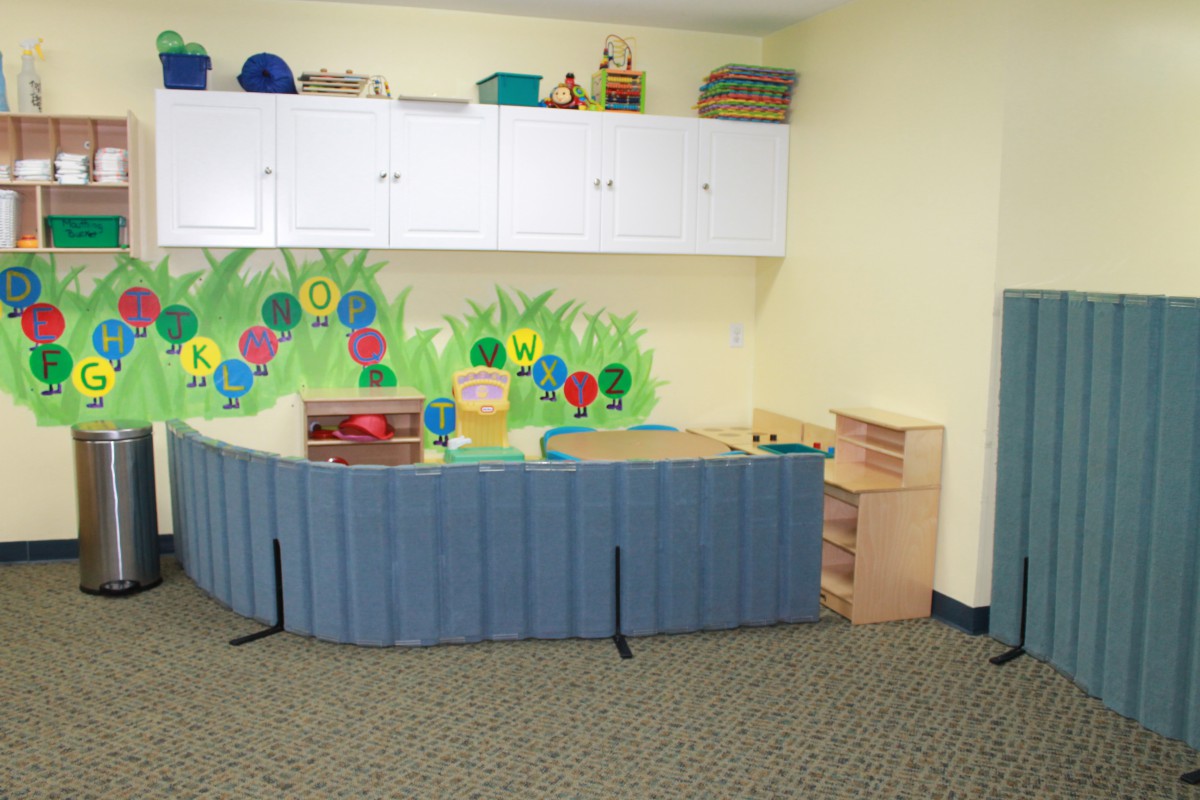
[72,420,160,595]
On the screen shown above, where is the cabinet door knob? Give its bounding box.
[393,172,401,181]
[593,178,600,187]
[702,182,710,190]
[264,167,273,175]
[379,171,388,180]
[606,179,614,188]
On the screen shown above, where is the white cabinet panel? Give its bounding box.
[697,120,789,257]
[499,106,602,252]
[601,115,697,254]
[156,91,789,256]
[276,96,390,249]
[156,90,275,248]
[391,102,497,250]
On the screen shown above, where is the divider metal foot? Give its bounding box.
[230,540,285,647]
[612,546,632,660]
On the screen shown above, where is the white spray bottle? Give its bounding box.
[18,38,45,113]
[0,47,9,112]
[0,49,9,112]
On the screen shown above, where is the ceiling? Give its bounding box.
[296,0,854,37]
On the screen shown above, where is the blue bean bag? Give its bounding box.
[237,52,297,94]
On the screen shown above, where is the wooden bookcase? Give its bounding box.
[820,407,944,624]
[0,111,137,254]
[301,387,425,466]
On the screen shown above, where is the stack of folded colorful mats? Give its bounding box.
[697,64,797,123]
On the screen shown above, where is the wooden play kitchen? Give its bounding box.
[549,429,732,460]
[693,406,944,624]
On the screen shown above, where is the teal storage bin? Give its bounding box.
[160,53,211,90]
[758,442,833,458]
[443,446,526,464]
[476,72,542,106]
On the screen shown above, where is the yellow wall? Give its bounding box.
[10,0,1195,614]
[2,0,761,543]
[996,0,1200,293]
[761,0,1006,607]
[762,0,1200,608]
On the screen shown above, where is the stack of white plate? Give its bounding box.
[0,164,11,181]
[94,148,129,184]
[55,152,91,185]
[14,159,52,181]
[0,189,19,248]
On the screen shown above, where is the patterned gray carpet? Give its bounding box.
[2,557,1196,799]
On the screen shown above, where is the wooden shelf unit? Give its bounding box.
[819,408,944,625]
[0,111,137,255]
[301,387,425,467]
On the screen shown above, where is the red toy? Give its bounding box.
[543,73,593,110]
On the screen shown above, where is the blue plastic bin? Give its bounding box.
[160,53,212,90]
[476,73,542,106]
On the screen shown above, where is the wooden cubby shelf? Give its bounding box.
[819,407,944,625]
[0,111,137,255]
[301,387,425,467]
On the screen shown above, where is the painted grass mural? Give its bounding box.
[0,249,664,435]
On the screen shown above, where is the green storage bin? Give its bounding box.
[45,215,126,248]
[476,72,542,106]
[443,446,526,464]
[758,442,833,458]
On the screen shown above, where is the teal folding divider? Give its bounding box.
[573,462,619,638]
[615,461,661,636]
[165,421,824,649]
[992,291,1200,750]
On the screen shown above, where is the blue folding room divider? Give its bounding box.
[166,421,825,650]
[992,290,1199,752]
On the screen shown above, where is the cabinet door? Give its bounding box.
[391,102,497,250]
[697,120,789,257]
[276,96,390,249]
[498,106,601,252]
[600,115,697,254]
[155,90,275,248]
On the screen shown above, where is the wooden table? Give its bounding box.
[550,430,733,461]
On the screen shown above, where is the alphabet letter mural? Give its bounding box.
[0,252,662,433]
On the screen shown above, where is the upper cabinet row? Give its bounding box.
[155,90,788,256]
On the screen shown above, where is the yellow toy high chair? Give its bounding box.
[451,367,512,448]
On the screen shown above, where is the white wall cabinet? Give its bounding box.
[276,95,390,249]
[157,91,788,256]
[391,101,497,250]
[697,119,789,257]
[156,90,276,248]
[498,107,699,254]
[158,92,498,251]
[498,106,602,252]
[499,106,784,256]
[600,114,697,254]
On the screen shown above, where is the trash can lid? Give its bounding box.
[71,420,154,441]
